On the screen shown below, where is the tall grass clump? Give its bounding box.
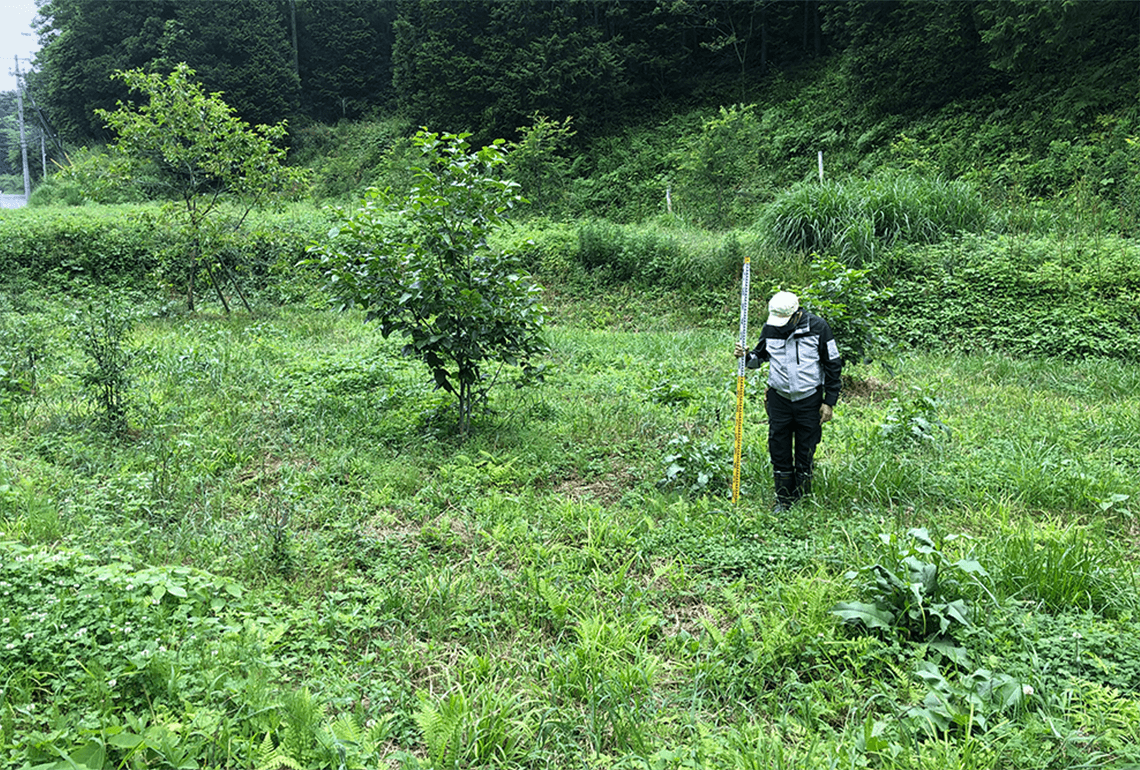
[761,173,991,264]
[573,218,766,291]
[985,526,1140,617]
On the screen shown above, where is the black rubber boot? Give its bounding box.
[774,471,797,512]
[794,471,813,501]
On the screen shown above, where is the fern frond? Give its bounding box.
[252,733,277,768]
[415,690,467,766]
[252,734,305,770]
[330,713,363,745]
[255,752,305,770]
[366,713,396,744]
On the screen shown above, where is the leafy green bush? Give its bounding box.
[798,256,895,365]
[0,204,329,303]
[673,103,768,229]
[308,130,549,434]
[491,219,579,280]
[505,113,578,216]
[27,178,88,207]
[49,146,150,205]
[884,232,1140,361]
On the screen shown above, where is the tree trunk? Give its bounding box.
[205,262,232,314]
[188,262,196,312]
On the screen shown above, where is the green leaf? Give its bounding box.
[908,527,936,551]
[108,732,147,749]
[952,558,988,576]
[70,741,107,770]
[929,640,972,667]
[943,599,970,627]
[832,601,895,630]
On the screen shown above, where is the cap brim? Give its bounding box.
[767,313,793,327]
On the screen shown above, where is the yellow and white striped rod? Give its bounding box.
[732,255,750,504]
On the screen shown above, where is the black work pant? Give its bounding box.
[765,388,823,477]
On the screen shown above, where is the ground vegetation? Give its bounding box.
[1,5,1139,765]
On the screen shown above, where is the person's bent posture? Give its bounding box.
[734,291,843,511]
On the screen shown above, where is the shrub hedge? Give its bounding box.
[9,204,1140,365]
[0,207,165,283]
[883,232,1140,361]
[0,205,334,293]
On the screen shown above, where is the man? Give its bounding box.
[734,291,843,511]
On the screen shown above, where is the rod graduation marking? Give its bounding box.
[733,256,750,504]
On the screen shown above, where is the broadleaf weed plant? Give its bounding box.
[833,528,991,642]
[658,433,728,497]
[877,385,950,447]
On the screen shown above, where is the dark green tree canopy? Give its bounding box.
[35,0,298,140]
[297,0,396,122]
[34,0,174,139]
[29,0,1140,152]
[155,0,300,127]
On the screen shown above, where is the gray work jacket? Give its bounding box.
[743,311,843,406]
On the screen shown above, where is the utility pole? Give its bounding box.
[16,56,30,202]
[290,0,299,78]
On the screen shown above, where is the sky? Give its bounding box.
[0,0,39,93]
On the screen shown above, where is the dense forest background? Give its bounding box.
[2,0,1137,212]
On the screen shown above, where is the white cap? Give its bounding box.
[766,291,800,327]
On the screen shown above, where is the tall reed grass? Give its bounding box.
[761,173,992,264]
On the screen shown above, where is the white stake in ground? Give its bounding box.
[732,256,750,504]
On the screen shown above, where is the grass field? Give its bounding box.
[2,286,1140,769]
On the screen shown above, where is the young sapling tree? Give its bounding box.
[308,129,549,435]
[96,63,308,312]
